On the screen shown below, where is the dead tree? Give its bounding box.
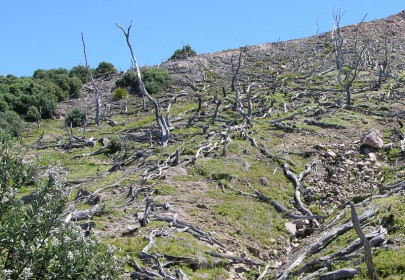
[374,25,392,89]
[332,10,368,106]
[116,21,170,146]
[231,48,243,92]
[81,32,101,125]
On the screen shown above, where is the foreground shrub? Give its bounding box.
[112,87,129,101]
[65,107,85,127]
[0,110,23,137]
[0,131,124,279]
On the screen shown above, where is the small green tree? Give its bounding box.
[0,131,124,279]
[169,44,197,60]
[94,61,117,77]
[65,107,86,127]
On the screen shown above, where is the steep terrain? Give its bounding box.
[23,11,405,279]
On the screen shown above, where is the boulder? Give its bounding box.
[285,222,297,235]
[360,129,383,149]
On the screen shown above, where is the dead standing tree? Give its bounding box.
[116,21,170,146]
[332,11,368,106]
[81,32,101,126]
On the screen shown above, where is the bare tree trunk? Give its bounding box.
[349,202,378,280]
[116,22,170,146]
[231,48,243,92]
[81,32,101,126]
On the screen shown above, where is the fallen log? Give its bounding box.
[319,268,358,280]
[65,204,106,222]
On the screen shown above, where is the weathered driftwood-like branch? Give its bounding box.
[128,259,163,280]
[319,268,358,280]
[116,21,170,146]
[153,213,226,248]
[277,207,378,280]
[65,204,106,222]
[281,162,319,227]
[349,202,378,279]
[81,32,101,126]
[207,251,262,266]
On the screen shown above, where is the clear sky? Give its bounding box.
[0,1,403,77]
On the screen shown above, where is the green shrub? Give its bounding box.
[0,98,9,112]
[94,61,117,77]
[142,67,172,95]
[169,44,197,60]
[115,70,137,92]
[112,87,129,101]
[69,65,89,84]
[0,131,124,279]
[26,105,41,122]
[33,68,83,101]
[115,68,172,95]
[65,107,86,127]
[0,110,23,137]
[109,136,123,153]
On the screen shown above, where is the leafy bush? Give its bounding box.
[112,87,129,101]
[0,131,124,279]
[26,105,41,122]
[109,136,123,153]
[115,68,172,95]
[94,61,117,77]
[33,68,83,101]
[69,65,89,84]
[141,68,172,95]
[65,107,86,127]
[169,44,197,60]
[0,98,9,112]
[115,70,137,92]
[0,110,23,137]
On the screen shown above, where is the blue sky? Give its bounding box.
[0,1,403,77]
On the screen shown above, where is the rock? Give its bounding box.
[368,152,377,162]
[259,177,269,186]
[285,222,297,235]
[325,150,337,158]
[360,129,383,149]
[270,260,283,268]
[344,150,356,157]
[98,137,110,146]
[293,219,310,229]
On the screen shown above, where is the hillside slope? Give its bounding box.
[23,10,405,279]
